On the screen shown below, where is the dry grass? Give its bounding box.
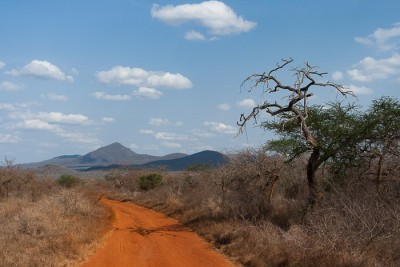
[0,162,112,267]
[108,148,400,267]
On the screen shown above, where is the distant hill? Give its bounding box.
[24,142,187,169]
[140,150,228,171]
[22,143,227,171]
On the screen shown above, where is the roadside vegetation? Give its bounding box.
[0,160,111,267]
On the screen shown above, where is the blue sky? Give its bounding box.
[1,0,400,163]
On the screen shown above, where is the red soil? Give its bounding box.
[81,198,236,267]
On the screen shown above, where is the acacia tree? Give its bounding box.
[238,59,354,207]
[363,97,400,192]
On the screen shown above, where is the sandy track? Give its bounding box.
[81,198,236,267]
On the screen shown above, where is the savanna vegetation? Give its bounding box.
[0,160,112,267]
[1,59,399,266]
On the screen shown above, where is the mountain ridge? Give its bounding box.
[23,142,226,171]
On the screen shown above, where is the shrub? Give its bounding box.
[186,163,210,172]
[139,173,162,191]
[57,174,80,188]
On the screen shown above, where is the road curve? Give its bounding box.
[81,198,236,267]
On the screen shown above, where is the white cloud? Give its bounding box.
[0,61,6,69]
[140,128,190,141]
[204,121,237,134]
[0,134,20,143]
[217,103,231,111]
[332,71,344,81]
[57,131,101,145]
[13,119,62,132]
[133,87,162,99]
[346,84,374,95]
[154,132,189,141]
[185,30,206,41]
[0,81,22,91]
[348,53,400,82]
[237,98,256,108]
[44,93,68,101]
[6,60,73,82]
[151,1,256,36]
[149,118,170,126]
[102,117,115,123]
[355,22,400,51]
[0,102,40,112]
[92,91,132,101]
[162,141,182,148]
[140,129,155,135]
[97,66,192,89]
[10,111,91,125]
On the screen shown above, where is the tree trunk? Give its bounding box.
[307,148,320,208]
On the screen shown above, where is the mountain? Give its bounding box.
[140,150,228,171]
[23,143,227,171]
[78,142,158,165]
[24,142,187,169]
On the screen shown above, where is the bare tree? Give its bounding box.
[238,58,353,207]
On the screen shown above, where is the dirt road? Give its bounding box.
[81,198,236,267]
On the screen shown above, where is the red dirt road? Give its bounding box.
[81,198,236,267]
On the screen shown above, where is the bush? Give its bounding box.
[57,174,80,188]
[139,173,162,191]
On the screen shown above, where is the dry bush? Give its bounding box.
[108,148,400,267]
[0,189,112,267]
[0,163,112,267]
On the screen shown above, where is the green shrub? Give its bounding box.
[139,173,162,191]
[186,163,210,172]
[57,174,80,188]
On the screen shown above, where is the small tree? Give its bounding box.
[238,59,354,207]
[57,174,80,188]
[139,173,162,191]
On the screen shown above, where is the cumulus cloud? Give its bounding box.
[9,111,91,125]
[237,98,256,108]
[0,102,41,112]
[154,132,189,141]
[133,87,162,99]
[185,30,206,41]
[348,53,400,82]
[13,119,62,132]
[92,91,132,101]
[43,93,68,101]
[162,141,182,148]
[332,71,344,81]
[0,61,6,69]
[56,131,101,145]
[0,81,22,91]
[97,66,192,89]
[140,129,190,141]
[346,84,374,95]
[149,118,170,126]
[151,1,256,36]
[204,121,237,134]
[5,60,74,82]
[217,103,231,111]
[102,117,115,123]
[355,22,400,51]
[0,134,20,143]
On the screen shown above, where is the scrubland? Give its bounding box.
[0,161,111,267]
[107,149,400,267]
[1,145,399,267]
